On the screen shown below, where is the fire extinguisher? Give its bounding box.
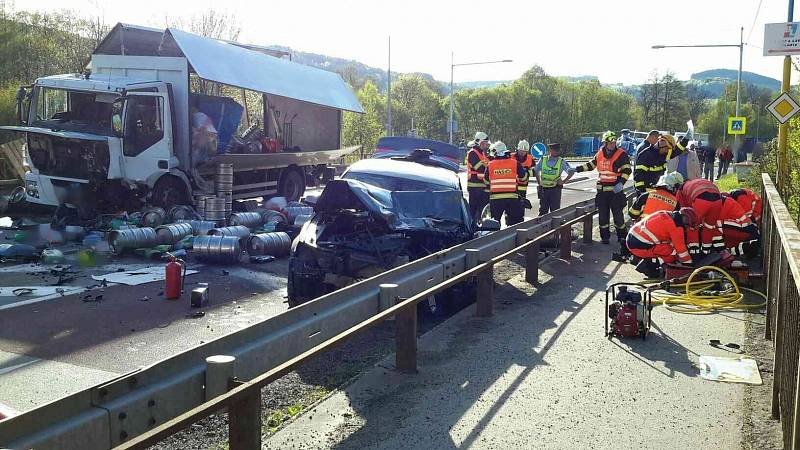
[165,253,186,300]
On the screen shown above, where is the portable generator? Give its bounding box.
[605,283,652,340]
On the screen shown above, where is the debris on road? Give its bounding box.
[91,266,198,286]
[698,356,762,385]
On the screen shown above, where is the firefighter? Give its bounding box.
[515,140,534,198]
[466,132,491,220]
[726,188,763,226]
[483,141,529,226]
[572,130,632,246]
[628,171,683,223]
[715,195,760,255]
[534,142,573,215]
[677,178,724,254]
[626,207,698,278]
[634,132,687,193]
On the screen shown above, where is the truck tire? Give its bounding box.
[151,175,189,208]
[279,168,305,202]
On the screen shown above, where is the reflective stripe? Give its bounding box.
[635,181,645,187]
[637,164,666,172]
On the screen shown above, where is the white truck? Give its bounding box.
[2,23,363,217]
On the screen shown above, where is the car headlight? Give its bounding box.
[26,180,39,198]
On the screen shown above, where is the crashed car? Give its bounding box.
[288,149,496,310]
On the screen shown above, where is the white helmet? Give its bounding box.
[492,141,509,157]
[656,171,685,189]
[517,139,530,152]
[474,131,489,142]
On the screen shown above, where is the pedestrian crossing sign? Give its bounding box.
[727,116,747,135]
[766,92,800,124]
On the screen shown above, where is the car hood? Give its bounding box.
[315,179,466,231]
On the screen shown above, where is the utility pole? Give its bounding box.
[777,1,795,193]
[449,52,454,144]
[734,26,743,160]
[387,36,393,136]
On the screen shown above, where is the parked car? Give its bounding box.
[287,149,497,312]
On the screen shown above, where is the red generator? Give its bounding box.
[605,283,652,340]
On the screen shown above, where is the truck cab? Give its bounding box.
[13,74,178,214]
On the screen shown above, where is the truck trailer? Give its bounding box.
[2,23,363,217]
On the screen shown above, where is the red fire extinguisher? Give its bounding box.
[165,254,186,300]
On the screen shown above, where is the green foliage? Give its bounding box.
[342,80,385,160]
[696,82,778,147]
[714,174,740,191]
[746,121,800,224]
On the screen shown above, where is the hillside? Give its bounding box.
[688,69,781,95]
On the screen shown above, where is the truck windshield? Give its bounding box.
[31,87,116,136]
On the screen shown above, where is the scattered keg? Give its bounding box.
[229,212,264,229]
[285,206,314,224]
[192,235,242,264]
[208,225,251,239]
[258,209,287,225]
[167,205,195,222]
[155,223,194,245]
[247,232,292,257]
[215,163,234,185]
[179,220,217,236]
[293,214,314,227]
[108,227,158,255]
[204,197,226,222]
[140,207,167,228]
[194,194,213,218]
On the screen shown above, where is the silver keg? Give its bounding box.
[192,235,242,264]
[247,232,292,257]
[108,227,158,255]
[155,223,194,245]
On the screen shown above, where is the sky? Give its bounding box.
[9,0,796,86]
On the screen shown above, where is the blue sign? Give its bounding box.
[531,142,547,158]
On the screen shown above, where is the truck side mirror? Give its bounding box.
[111,97,126,137]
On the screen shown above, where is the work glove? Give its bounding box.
[613,182,624,194]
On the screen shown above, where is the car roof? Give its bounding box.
[344,158,460,189]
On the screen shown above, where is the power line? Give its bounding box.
[746,0,764,43]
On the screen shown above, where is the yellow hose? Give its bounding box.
[648,265,767,314]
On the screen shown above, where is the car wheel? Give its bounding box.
[287,247,326,307]
[279,168,306,202]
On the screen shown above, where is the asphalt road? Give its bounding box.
[0,165,600,416]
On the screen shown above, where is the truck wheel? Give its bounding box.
[151,175,189,208]
[279,168,305,202]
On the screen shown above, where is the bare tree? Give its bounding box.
[166,10,241,41]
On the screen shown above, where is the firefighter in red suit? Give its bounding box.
[626,208,698,278]
[677,178,723,254]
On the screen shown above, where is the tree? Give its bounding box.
[342,81,385,158]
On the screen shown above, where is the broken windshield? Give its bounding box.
[31,87,116,136]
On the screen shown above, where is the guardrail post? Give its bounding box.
[476,262,494,317]
[379,283,399,313]
[517,228,540,285]
[228,389,261,450]
[395,297,417,374]
[205,355,236,401]
[578,206,593,243]
[552,216,571,260]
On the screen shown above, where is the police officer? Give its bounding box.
[534,142,573,215]
[572,131,632,246]
[466,132,491,220]
[483,141,529,226]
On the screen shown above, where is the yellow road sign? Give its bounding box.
[727,116,747,135]
[766,92,800,124]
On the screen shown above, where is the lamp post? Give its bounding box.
[652,26,744,157]
[449,54,512,144]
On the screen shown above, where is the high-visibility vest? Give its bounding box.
[539,156,563,188]
[516,153,534,191]
[642,189,678,216]
[467,148,488,182]
[596,148,625,184]
[488,158,519,194]
[519,153,533,169]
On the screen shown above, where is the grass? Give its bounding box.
[261,386,330,435]
[715,173,741,192]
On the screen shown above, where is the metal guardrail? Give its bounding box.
[762,173,800,450]
[0,189,632,450]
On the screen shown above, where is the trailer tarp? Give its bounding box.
[165,28,363,113]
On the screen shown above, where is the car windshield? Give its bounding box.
[31,87,116,136]
[343,171,453,192]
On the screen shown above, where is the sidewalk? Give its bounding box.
[266,234,758,450]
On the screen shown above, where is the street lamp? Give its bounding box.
[449,54,513,144]
[652,27,744,157]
